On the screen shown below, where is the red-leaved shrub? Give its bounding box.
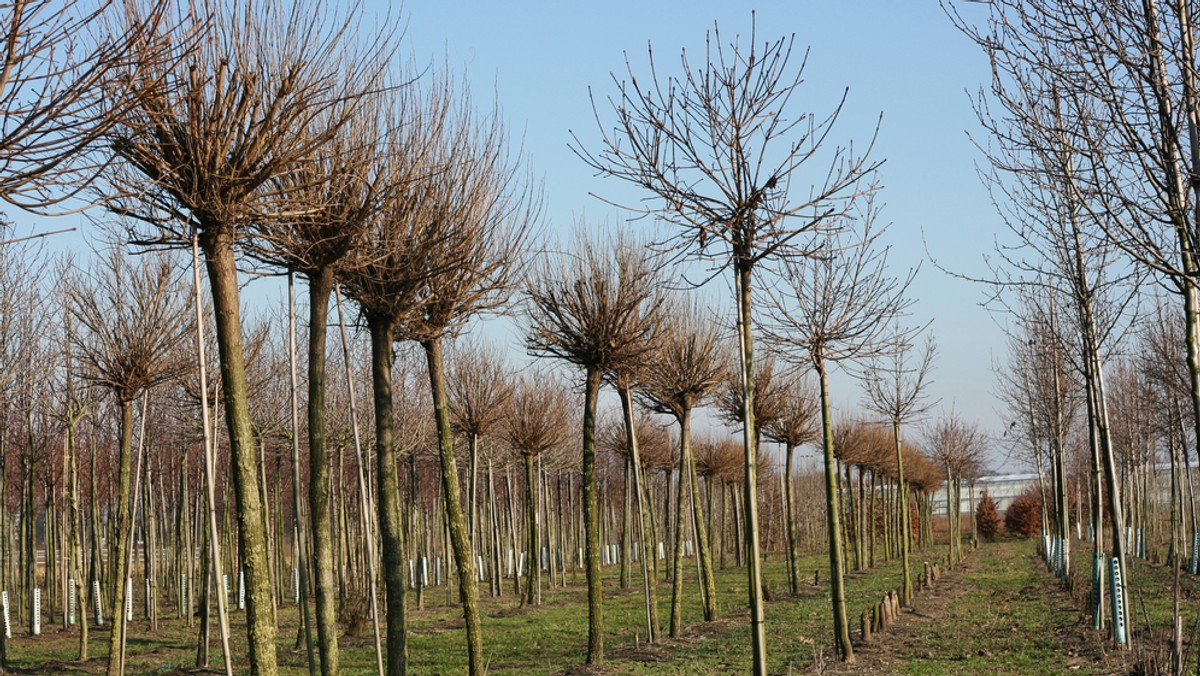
[976,489,1002,540]
[1005,487,1042,537]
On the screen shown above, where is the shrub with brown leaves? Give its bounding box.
[1004,487,1042,538]
[976,489,1003,540]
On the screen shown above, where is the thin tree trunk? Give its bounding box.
[334,286,385,676]
[617,384,658,642]
[817,358,853,662]
[286,274,317,675]
[580,366,605,664]
[733,260,767,674]
[785,443,799,595]
[685,429,716,622]
[66,414,89,660]
[104,398,135,676]
[891,418,912,603]
[201,228,278,675]
[668,417,686,637]
[306,266,340,676]
[368,314,407,676]
[422,338,484,675]
[523,453,540,607]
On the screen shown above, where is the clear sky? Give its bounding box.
[8,2,1020,470]
[393,2,1014,464]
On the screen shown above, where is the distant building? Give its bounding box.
[930,472,1040,516]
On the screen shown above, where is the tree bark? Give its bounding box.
[423,338,484,675]
[581,366,605,664]
[617,384,659,642]
[368,314,407,676]
[201,228,278,675]
[306,266,340,676]
[523,453,540,607]
[105,398,134,676]
[785,443,799,595]
[733,259,768,674]
[65,414,89,660]
[817,358,853,661]
[684,414,717,622]
[891,419,912,604]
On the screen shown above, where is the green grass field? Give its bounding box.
[3,538,1196,674]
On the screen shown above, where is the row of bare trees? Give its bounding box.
[0,2,997,671]
[0,236,968,671]
[951,0,1200,667]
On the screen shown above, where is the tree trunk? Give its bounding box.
[368,314,407,676]
[306,266,340,676]
[620,455,631,590]
[668,415,686,637]
[785,444,799,595]
[286,274,317,674]
[66,415,89,660]
[617,384,659,642]
[817,358,853,661]
[523,453,540,607]
[201,228,278,675]
[422,337,484,675]
[891,418,912,604]
[733,258,767,674]
[105,398,135,676]
[685,419,717,622]
[580,366,605,664]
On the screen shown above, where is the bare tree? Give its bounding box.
[949,2,1200,643]
[767,204,911,661]
[923,410,988,564]
[761,371,818,595]
[525,228,664,664]
[65,245,190,676]
[574,18,881,672]
[49,265,94,662]
[860,332,935,604]
[0,0,171,212]
[448,339,513,564]
[499,372,569,607]
[638,299,724,631]
[402,91,534,676]
[106,3,389,671]
[951,2,1145,618]
[337,74,452,676]
[250,90,392,676]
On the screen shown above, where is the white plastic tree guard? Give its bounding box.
[2,590,11,639]
[68,579,76,626]
[1110,557,1127,646]
[93,580,103,625]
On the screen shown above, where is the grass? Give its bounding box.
[887,540,1090,675]
[4,537,1195,674]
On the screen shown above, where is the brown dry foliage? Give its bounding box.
[693,435,742,481]
[500,372,569,459]
[1004,486,1042,538]
[525,227,664,374]
[637,299,725,421]
[976,489,1002,541]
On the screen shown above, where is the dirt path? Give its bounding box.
[822,539,1115,675]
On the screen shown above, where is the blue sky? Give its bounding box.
[395,2,1012,460]
[9,2,1019,469]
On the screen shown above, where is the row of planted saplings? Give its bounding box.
[858,558,948,644]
